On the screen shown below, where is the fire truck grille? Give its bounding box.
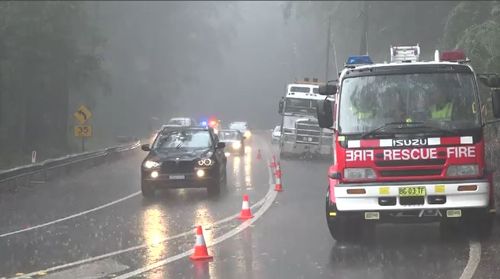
[375,159,445,167]
[379,169,442,177]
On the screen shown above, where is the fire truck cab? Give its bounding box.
[317,45,500,242]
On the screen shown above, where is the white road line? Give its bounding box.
[459,240,481,279]
[113,160,277,279]
[9,158,274,279]
[8,196,268,279]
[0,192,141,239]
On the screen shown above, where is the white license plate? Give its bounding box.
[169,175,185,180]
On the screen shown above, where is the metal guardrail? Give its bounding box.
[0,141,141,188]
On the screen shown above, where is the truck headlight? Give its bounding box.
[244,131,251,138]
[344,168,376,180]
[446,164,479,177]
[232,142,242,150]
[144,160,160,169]
[197,158,214,166]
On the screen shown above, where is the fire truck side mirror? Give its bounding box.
[278,99,284,115]
[491,89,500,118]
[318,84,337,96]
[317,100,334,128]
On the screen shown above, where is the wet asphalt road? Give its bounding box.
[0,132,498,279]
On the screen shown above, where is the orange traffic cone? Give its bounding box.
[189,225,213,261]
[269,154,277,168]
[256,149,262,160]
[238,194,254,220]
[274,162,283,192]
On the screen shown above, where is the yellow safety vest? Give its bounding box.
[431,102,453,120]
[350,106,374,120]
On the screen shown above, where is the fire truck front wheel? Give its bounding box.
[326,213,356,242]
[325,187,373,243]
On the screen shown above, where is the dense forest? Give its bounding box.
[0,1,499,169]
[0,2,236,168]
[284,1,500,73]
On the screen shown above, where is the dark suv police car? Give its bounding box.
[140,127,227,198]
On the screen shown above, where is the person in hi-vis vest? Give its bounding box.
[429,87,453,121]
[350,90,377,120]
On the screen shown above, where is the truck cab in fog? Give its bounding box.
[278,78,334,158]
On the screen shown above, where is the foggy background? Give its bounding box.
[0,1,499,167]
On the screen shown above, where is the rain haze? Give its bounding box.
[1,1,500,279]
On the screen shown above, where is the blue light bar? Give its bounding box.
[345,55,373,66]
[199,118,208,127]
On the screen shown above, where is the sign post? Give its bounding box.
[31,151,37,164]
[73,105,93,152]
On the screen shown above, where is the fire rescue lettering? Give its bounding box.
[346,150,374,161]
[345,146,476,162]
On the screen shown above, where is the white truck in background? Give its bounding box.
[278,78,333,158]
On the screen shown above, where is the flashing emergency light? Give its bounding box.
[345,55,373,67]
[199,117,208,127]
[208,116,219,129]
[440,50,467,62]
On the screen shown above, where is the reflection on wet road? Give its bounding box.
[0,132,497,279]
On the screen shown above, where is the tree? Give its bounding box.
[0,2,105,166]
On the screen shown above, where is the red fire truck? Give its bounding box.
[317,45,500,242]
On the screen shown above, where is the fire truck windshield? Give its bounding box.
[338,72,481,135]
[284,98,319,116]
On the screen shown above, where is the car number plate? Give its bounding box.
[169,175,185,180]
[399,186,426,197]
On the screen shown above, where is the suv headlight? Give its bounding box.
[232,142,242,150]
[446,164,479,177]
[197,158,214,166]
[344,168,376,180]
[143,160,160,169]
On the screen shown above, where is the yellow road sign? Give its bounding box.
[74,105,92,124]
[74,125,92,137]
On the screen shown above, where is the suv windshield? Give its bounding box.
[167,119,186,126]
[229,123,247,131]
[338,72,481,134]
[153,130,212,150]
[219,130,241,140]
[284,98,319,116]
